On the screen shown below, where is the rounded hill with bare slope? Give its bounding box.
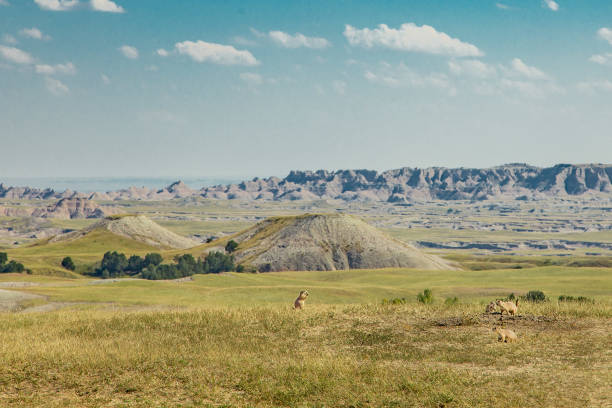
[230,214,457,271]
[49,215,198,249]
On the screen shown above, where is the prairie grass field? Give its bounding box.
[1,267,611,407]
[0,301,610,407]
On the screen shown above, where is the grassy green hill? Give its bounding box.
[5,229,160,276]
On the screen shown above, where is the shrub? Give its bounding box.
[144,253,163,267]
[203,251,235,274]
[225,240,239,253]
[559,295,595,304]
[382,297,407,305]
[417,289,434,304]
[95,251,128,278]
[0,253,25,273]
[126,255,144,274]
[444,297,459,305]
[258,263,272,273]
[1,260,25,273]
[236,264,257,273]
[525,290,547,303]
[61,256,75,271]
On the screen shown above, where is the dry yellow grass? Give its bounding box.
[0,302,610,407]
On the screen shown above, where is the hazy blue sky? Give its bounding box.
[1,0,611,178]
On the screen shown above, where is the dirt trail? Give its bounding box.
[0,288,44,312]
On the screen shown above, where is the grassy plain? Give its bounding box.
[0,299,610,407]
[1,263,611,407]
[1,266,610,307]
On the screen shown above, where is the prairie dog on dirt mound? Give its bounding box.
[294,290,309,309]
[485,302,497,313]
[496,299,519,316]
[493,327,517,343]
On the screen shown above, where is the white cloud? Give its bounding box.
[101,73,110,84]
[45,76,69,95]
[175,40,259,66]
[20,27,51,41]
[496,3,510,9]
[543,0,559,11]
[2,34,17,44]
[0,45,34,64]
[589,53,612,66]
[240,72,263,85]
[343,23,483,57]
[332,80,346,95]
[508,58,550,80]
[156,48,169,57]
[597,28,612,46]
[90,0,123,12]
[0,0,9,6]
[145,65,158,72]
[35,61,76,75]
[577,80,612,94]
[268,31,330,49]
[119,45,138,59]
[34,0,79,11]
[448,59,496,78]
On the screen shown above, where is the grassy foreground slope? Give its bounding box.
[0,267,610,407]
[0,303,610,407]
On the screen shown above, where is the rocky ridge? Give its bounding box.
[1,163,611,202]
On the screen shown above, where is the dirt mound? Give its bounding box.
[230,213,458,271]
[49,214,197,249]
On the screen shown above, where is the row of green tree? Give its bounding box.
[92,251,235,280]
[0,252,26,273]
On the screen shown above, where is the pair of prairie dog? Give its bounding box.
[496,299,519,316]
[486,299,519,315]
[294,290,309,309]
[493,326,518,342]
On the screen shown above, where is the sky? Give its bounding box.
[0,0,611,179]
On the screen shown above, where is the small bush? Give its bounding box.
[61,256,75,271]
[444,297,459,305]
[382,297,407,305]
[236,264,257,273]
[525,290,547,303]
[258,263,272,273]
[559,295,595,304]
[417,289,434,304]
[505,293,516,301]
[202,251,235,274]
[225,240,239,253]
[0,253,25,273]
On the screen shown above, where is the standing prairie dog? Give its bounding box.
[496,299,519,316]
[493,327,518,343]
[294,290,309,309]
